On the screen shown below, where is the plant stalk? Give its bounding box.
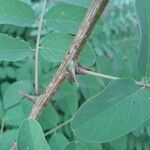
[77,67,150,88]
[35,0,47,95]
[45,118,72,137]
[30,0,109,119]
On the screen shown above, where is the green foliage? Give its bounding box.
[84,142,102,150]
[0,0,150,149]
[48,132,69,150]
[71,79,150,143]
[135,0,150,80]
[110,136,127,150]
[54,81,79,115]
[3,80,33,109]
[0,34,33,61]
[64,141,88,150]
[41,33,95,67]
[56,0,90,8]
[77,75,102,99]
[45,3,87,34]
[0,0,36,27]
[4,100,32,126]
[39,104,59,130]
[17,119,50,150]
[0,129,18,150]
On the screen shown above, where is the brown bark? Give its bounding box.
[29,0,109,119]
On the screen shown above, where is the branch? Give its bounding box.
[29,0,109,119]
[35,0,47,95]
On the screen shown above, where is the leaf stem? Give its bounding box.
[45,118,72,137]
[77,67,150,88]
[77,67,119,80]
[35,0,47,95]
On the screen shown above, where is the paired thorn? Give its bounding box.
[19,90,36,104]
[67,60,79,85]
[66,60,95,86]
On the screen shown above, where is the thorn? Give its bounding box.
[67,60,79,86]
[66,70,79,86]
[19,90,36,104]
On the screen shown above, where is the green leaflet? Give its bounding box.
[0,129,18,150]
[41,33,72,63]
[77,75,101,99]
[127,135,136,150]
[41,33,96,67]
[84,142,102,150]
[54,81,79,115]
[55,0,90,8]
[71,79,150,143]
[0,34,34,61]
[0,82,10,94]
[17,119,51,150]
[135,140,142,150]
[0,0,36,27]
[45,3,87,34]
[39,104,60,130]
[64,141,88,150]
[109,136,127,150]
[4,99,32,126]
[135,0,150,79]
[3,80,33,109]
[0,99,4,120]
[48,133,69,150]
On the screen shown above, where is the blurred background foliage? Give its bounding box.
[0,0,149,150]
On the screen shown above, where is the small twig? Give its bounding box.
[30,0,109,119]
[35,0,47,95]
[77,67,150,88]
[45,118,72,137]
